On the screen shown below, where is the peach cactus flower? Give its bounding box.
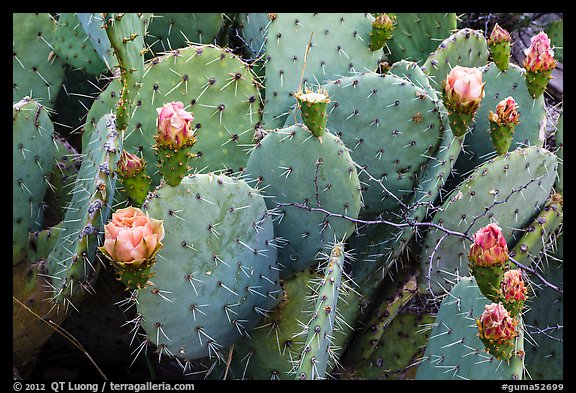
[155,101,195,150]
[99,206,164,269]
[443,66,485,114]
[468,223,509,267]
[523,32,557,73]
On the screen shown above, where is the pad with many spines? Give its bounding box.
[217,257,361,380]
[45,113,122,308]
[523,233,563,380]
[42,132,81,228]
[421,28,489,92]
[340,312,435,380]
[13,97,56,264]
[263,13,384,129]
[294,243,346,379]
[53,13,109,76]
[302,72,444,217]
[454,63,547,177]
[244,124,361,279]
[389,59,439,101]
[76,13,116,71]
[103,12,147,134]
[137,173,281,362]
[237,13,273,59]
[385,13,458,64]
[415,276,525,380]
[554,111,563,194]
[127,44,261,185]
[13,13,65,106]
[143,13,223,56]
[418,146,557,296]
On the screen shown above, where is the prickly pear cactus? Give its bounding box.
[386,13,458,64]
[127,44,261,185]
[45,113,122,307]
[53,13,109,75]
[263,13,384,128]
[244,124,361,278]
[135,173,281,362]
[415,276,525,380]
[13,13,65,106]
[143,13,223,55]
[285,71,444,218]
[13,97,56,264]
[419,146,558,296]
[455,63,547,176]
[422,28,489,92]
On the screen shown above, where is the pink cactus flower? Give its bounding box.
[373,13,396,30]
[469,223,509,267]
[155,101,195,150]
[99,206,164,268]
[117,150,146,177]
[443,66,485,114]
[488,23,511,45]
[478,302,518,343]
[523,32,557,73]
[488,96,520,125]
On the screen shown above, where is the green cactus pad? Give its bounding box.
[510,193,563,269]
[294,243,346,379]
[220,261,361,380]
[82,78,122,150]
[76,13,116,71]
[341,313,435,380]
[128,44,261,186]
[419,146,557,296]
[554,111,563,194]
[545,19,563,63]
[421,28,489,92]
[523,234,563,380]
[455,63,546,176]
[26,224,64,264]
[41,133,81,228]
[13,97,56,264]
[344,268,418,365]
[415,276,525,380]
[389,59,439,101]
[143,13,223,55]
[53,13,109,75]
[385,13,457,64]
[103,12,146,134]
[13,13,66,106]
[244,124,361,278]
[305,72,443,217]
[263,13,384,128]
[237,13,273,58]
[489,40,511,71]
[46,113,122,305]
[137,174,281,362]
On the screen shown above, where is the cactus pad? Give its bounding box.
[137,173,281,362]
